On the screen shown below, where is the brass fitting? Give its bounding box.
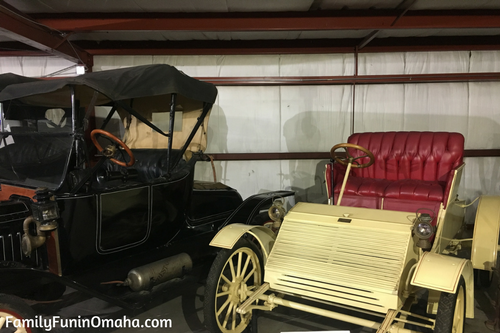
[21,216,47,257]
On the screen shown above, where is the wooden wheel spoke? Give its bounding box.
[216,290,230,298]
[216,298,231,316]
[229,258,236,282]
[232,305,237,330]
[236,252,243,278]
[222,303,234,328]
[241,255,251,278]
[221,273,231,285]
[243,266,257,283]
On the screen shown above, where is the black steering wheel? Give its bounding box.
[330,143,375,168]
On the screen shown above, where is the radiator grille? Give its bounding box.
[0,232,39,265]
[265,217,412,313]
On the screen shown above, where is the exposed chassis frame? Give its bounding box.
[238,282,435,333]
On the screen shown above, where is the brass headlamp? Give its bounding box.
[413,212,435,250]
[268,198,286,230]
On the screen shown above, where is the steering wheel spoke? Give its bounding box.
[330,143,374,169]
[90,129,135,167]
[352,154,370,161]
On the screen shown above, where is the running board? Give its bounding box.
[236,282,270,314]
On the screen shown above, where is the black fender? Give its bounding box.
[220,190,294,228]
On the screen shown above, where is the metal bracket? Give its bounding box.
[237,282,270,314]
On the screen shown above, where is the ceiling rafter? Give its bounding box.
[357,0,417,49]
[69,36,500,56]
[32,10,500,32]
[0,1,92,68]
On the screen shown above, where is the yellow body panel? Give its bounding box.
[445,165,464,208]
[209,223,276,262]
[431,200,465,254]
[264,202,417,314]
[411,252,474,318]
[471,195,500,271]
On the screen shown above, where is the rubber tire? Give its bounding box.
[204,238,263,333]
[0,293,40,333]
[434,277,466,333]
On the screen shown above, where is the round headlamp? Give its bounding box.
[268,200,285,222]
[415,221,434,239]
[414,213,434,240]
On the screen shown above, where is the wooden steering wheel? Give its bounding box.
[90,129,135,167]
[330,143,375,168]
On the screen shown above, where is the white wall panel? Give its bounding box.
[281,85,352,151]
[96,55,281,77]
[279,54,354,76]
[404,51,470,74]
[194,158,330,202]
[211,86,281,153]
[355,83,469,134]
[95,54,355,77]
[402,83,469,132]
[358,53,405,75]
[354,84,405,132]
[358,51,470,75]
[194,160,282,200]
[470,51,500,72]
[467,82,500,149]
[0,56,79,77]
[460,157,500,222]
[216,55,280,77]
[94,55,153,71]
[280,159,329,204]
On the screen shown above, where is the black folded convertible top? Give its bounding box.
[0,64,217,105]
[0,73,40,92]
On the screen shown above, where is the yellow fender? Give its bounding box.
[410,252,474,318]
[471,195,500,271]
[210,223,276,264]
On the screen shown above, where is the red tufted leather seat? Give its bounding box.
[326,132,464,211]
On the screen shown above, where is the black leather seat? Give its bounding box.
[104,149,185,182]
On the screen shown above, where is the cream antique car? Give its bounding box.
[203,131,500,333]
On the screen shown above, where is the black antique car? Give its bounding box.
[0,65,293,328]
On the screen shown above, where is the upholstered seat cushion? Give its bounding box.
[334,177,445,202]
[334,177,391,197]
[384,179,445,201]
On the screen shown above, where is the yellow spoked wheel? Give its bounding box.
[434,278,465,333]
[204,238,263,333]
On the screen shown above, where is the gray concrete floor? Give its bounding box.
[29,272,498,333]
